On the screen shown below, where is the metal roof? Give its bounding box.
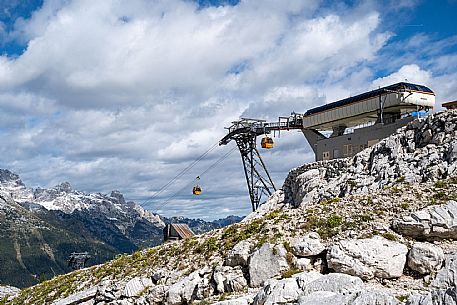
[305,82,434,116]
[170,223,194,239]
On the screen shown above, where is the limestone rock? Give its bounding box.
[302,273,364,294]
[292,232,325,257]
[393,201,457,240]
[248,243,289,287]
[166,270,212,305]
[212,295,254,305]
[407,289,457,305]
[253,272,362,305]
[213,266,247,293]
[297,291,352,305]
[282,111,457,207]
[294,257,312,271]
[432,253,457,289]
[253,278,301,305]
[52,287,97,305]
[327,236,408,280]
[123,277,153,297]
[408,242,444,274]
[225,240,252,267]
[351,290,399,305]
[0,285,20,300]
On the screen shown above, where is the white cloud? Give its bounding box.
[2,0,455,219]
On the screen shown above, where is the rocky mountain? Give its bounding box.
[3,110,457,305]
[0,170,242,289]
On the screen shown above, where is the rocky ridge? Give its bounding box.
[3,110,457,305]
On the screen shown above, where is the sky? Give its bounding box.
[0,0,456,220]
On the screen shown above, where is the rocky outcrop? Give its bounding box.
[248,243,289,287]
[166,268,213,305]
[407,242,444,275]
[123,277,153,298]
[52,287,98,305]
[291,232,325,257]
[213,266,247,293]
[225,240,252,267]
[253,271,399,305]
[327,236,408,280]
[0,285,20,300]
[393,200,457,240]
[283,111,457,207]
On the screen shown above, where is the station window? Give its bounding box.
[343,144,353,156]
[322,151,330,160]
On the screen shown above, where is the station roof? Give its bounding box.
[442,100,457,109]
[305,82,434,116]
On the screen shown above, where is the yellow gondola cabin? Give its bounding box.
[261,136,274,149]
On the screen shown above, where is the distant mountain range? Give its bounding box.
[0,169,242,288]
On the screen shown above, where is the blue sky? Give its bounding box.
[0,0,456,220]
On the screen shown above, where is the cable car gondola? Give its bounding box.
[192,176,202,195]
[261,136,274,149]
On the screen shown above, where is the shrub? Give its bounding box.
[282,268,301,278]
[434,180,447,188]
[396,176,405,183]
[382,232,397,241]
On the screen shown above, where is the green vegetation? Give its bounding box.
[391,186,401,194]
[347,179,357,187]
[396,176,405,183]
[320,197,341,205]
[396,295,408,302]
[434,180,447,188]
[382,232,397,241]
[400,203,410,209]
[282,267,302,278]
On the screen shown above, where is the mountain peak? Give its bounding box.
[0,169,24,186]
[110,190,126,205]
[53,182,72,193]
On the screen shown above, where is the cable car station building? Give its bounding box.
[301,82,435,161]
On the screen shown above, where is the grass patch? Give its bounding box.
[434,180,447,188]
[282,268,301,278]
[382,232,397,241]
[396,176,405,183]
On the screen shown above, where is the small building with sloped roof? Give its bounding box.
[163,223,195,242]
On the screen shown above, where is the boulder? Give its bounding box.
[407,289,457,305]
[213,266,247,293]
[123,277,153,297]
[393,201,457,240]
[407,242,444,274]
[248,243,289,287]
[212,295,254,305]
[291,232,325,257]
[253,278,301,305]
[302,273,363,294]
[166,270,212,305]
[297,291,352,305]
[432,253,457,289]
[225,240,252,267]
[294,258,312,271]
[52,287,97,305]
[351,290,399,305]
[0,285,20,300]
[327,236,408,280]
